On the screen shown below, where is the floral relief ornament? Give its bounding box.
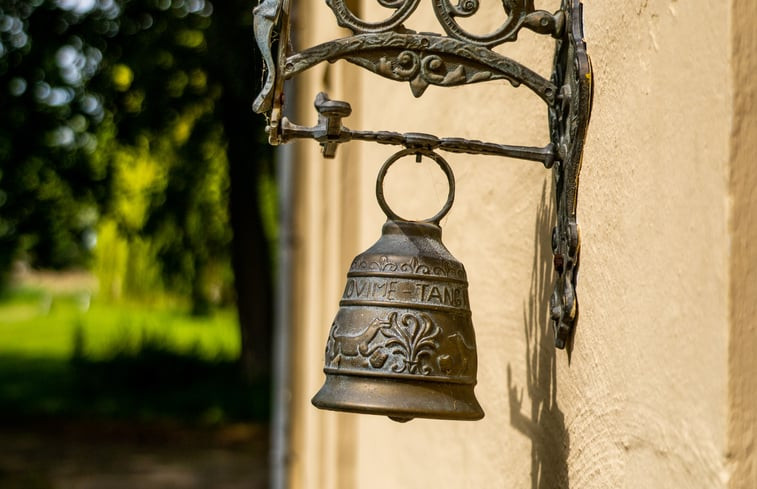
[327,312,443,375]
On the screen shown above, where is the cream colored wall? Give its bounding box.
[285,1,753,488]
[728,1,757,488]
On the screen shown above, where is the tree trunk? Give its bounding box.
[208,2,274,382]
[228,134,273,382]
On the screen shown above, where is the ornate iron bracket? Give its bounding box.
[253,0,593,348]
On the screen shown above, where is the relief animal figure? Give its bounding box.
[437,332,475,377]
[326,314,396,368]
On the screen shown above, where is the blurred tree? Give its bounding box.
[0,0,273,379]
[202,0,273,379]
[0,0,110,279]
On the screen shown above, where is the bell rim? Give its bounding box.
[322,366,476,385]
[312,372,485,421]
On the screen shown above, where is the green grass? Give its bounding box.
[0,287,239,360]
[0,287,269,424]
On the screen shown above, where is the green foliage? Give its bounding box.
[94,218,165,301]
[89,0,237,308]
[0,286,239,359]
[91,218,128,300]
[0,0,112,275]
[0,0,260,310]
[258,164,279,270]
[0,0,276,379]
[0,286,268,422]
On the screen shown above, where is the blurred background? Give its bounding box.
[0,0,274,487]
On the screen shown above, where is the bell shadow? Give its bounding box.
[507,181,569,489]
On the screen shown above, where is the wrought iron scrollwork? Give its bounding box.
[547,0,593,348]
[323,0,563,47]
[326,0,421,33]
[252,0,593,349]
[285,32,557,101]
[432,0,563,48]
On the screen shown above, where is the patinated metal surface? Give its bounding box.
[286,32,558,100]
[547,1,593,348]
[282,93,557,163]
[322,0,562,45]
[312,150,484,422]
[253,0,593,350]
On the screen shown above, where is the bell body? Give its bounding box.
[312,220,484,421]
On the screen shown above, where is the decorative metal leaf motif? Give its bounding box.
[398,257,431,274]
[382,312,441,375]
[285,33,557,104]
[350,255,466,279]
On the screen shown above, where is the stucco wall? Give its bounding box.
[728,1,757,488]
[282,1,753,488]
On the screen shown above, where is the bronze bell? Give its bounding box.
[312,149,484,422]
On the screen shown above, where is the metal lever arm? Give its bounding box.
[275,93,556,165]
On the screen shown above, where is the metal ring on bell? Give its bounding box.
[312,149,484,422]
[375,148,456,225]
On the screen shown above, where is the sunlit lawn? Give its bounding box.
[0,287,239,360]
[0,287,268,424]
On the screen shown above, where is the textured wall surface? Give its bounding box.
[282,1,753,488]
[728,1,757,488]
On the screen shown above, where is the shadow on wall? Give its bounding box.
[507,181,569,489]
